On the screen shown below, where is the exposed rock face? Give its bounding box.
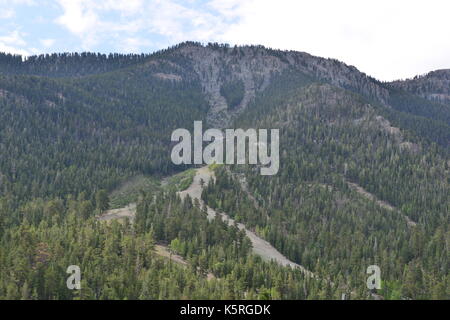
[174,45,287,127]
[284,51,390,105]
[162,43,391,127]
[146,43,448,130]
[153,72,182,81]
[374,115,420,153]
[389,69,450,105]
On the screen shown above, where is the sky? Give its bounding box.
[0,0,449,81]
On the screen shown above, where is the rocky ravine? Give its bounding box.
[389,69,450,105]
[171,43,390,128]
[178,166,314,277]
[99,165,314,277]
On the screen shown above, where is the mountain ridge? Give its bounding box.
[389,69,450,106]
[0,41,448,300]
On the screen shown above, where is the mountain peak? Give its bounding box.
[390,69,450,105]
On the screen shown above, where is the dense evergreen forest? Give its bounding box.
[0,52,151,77]
[0,42,448,299]
[203,71,449,299]
[220,80,245,109]
[0,56,209,203]
[1,190,334,299]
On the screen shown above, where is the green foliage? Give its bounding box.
[95,190,110,212]
[0,54,209,202]
[0,52,151,77]
[220,79,245,109]
[0,192,328,300]
[201,74,449,300]
[109,175,159,209]
[161,169,196,192]
[383,88,450,148]
[0,45,448,300]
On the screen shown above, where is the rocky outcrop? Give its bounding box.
[389,69,450,105]
[174,45,287,127]
[285,51,390,105]
[165,43,391,127]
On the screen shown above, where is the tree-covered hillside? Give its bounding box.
[0,43,448,300]
[0,55,209,203]
[201,70,449,299]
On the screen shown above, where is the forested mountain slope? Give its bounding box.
[389,69,450,106]
[203,71,448,298]
[0,55,209,203]
[0,42,448,299]
[0,52,151,77]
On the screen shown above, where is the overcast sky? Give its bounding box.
[1,0,449,81]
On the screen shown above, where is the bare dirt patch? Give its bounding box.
[178,166,314,277]
[98,203,136,221]
[154,244,188,266]
[347,181,417,227]
[153,73,182,81]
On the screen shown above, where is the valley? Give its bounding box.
[99,166,314,277]
[178,166,313,276]
[0,42,448,300]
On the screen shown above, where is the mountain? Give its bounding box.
[390,69,450,106]
[0,42,448,300]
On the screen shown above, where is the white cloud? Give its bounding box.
[213,0,450,80]
[0,8,15,19]
[102,0,144,15]
[0,0,35,4]
[146,2,207,40]
[0,31,29,55]
[0,30,27,47]
[40,38,56,48]
[54,0,147,50]
[0,43,28,55]
[119,37,151,53]
[53,0,228,51]
[49,0,450,80]
[55,0,99,36]
[141,0,236,45]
